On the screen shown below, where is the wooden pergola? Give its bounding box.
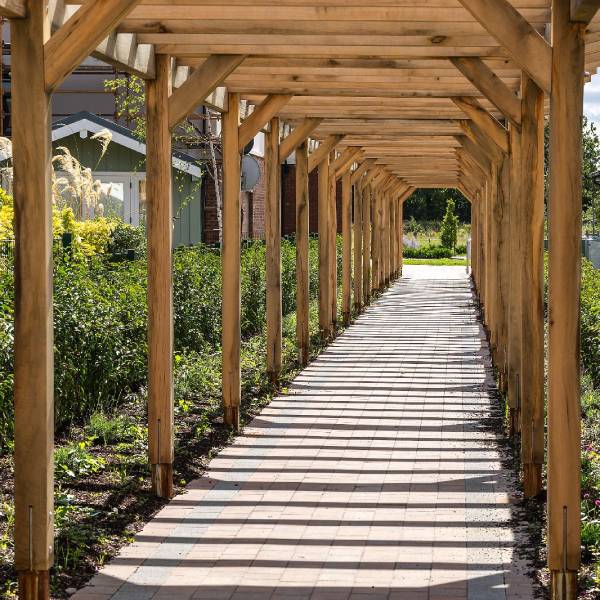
[5,0,600,598]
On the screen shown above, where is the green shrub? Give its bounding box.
[54,441,105,481]
[86,412,143,445]
[455,244,467,255]
[581,259,600,388]
[404,244,453,259]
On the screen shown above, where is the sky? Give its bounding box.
[584,75,600,125]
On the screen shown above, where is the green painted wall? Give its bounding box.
[55,134,203,246]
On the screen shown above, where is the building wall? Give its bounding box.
[202,156,266,245]
[55,134,203,247]
[281,165,343,237]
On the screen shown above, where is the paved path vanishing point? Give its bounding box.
[73,265,539,600]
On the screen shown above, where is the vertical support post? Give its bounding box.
[398,199,404,276]
[353,184,363,312]
[222,93,242,430]
[548,1,584,594]
[13,1,54,594]
[342,170,352,325]
[147,54,174,498]
[520,74,545,498]
[381,192,389,286]
[363,185,371,304]
[372,189,380,293]
[295,140,310,366]
[507,124,523,425]
[318,156,331,340]
[329,154,338,331]
[265,117,282,382]
[497,154,510,392]
[471,200,478,288]
[390,196,396,280]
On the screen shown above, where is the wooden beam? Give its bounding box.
[222,93,242,430]
[333,147,361,178]
[450,58,522,128]
[351,159,376,185]
[362,185,372,303]
[0,0,24,18]
[296,140,310,366]
[455,1,551,94]
[342,169,352,326]
[45,0,141,91]
[571,0,600,22]
[146,54,174,500]
[169,54,245,130]
[353,182,363,312]
[456,134,492,173]
[318,155,331,339]
[308,135,344,174]
[265,117,282,382]
[280,117,322,160]
[238,94,292,151]
[12,0,53,594]
[460,120,504,164]
[452,96,509,153]
[547,0,585,594]
[519,74,545,499]
[328,152,338,330]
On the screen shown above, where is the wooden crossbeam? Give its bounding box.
[452,96,509,154]
[238,94,292,151]
[351,159,376,184]
[332,147,362,177]
[456,134,492,173]
[0,0,24,18]
[456,0,551,94]
[308,135,344,173]
[169,54,245,130]
[460,120,504,164]
[45,0,142,91]
[450,58,522,127]
[280,117,323,160]
[571,0,600,22]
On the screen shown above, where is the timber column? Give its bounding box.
[548,0,585,595]
[222,93,242,430]
[146,54,174,498]
[12,0,54,595]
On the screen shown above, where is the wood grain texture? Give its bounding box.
[222,93,242,430]
[12,0,54,577]
[146,53,174,499]
[342,170,352,325]
[295,141,310,365]
[265,117,282,381]
[547,0,584,580]
[318,156,331,339]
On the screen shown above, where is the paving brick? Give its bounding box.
[76,267,538,600]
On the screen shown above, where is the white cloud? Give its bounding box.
[584,72,600,125]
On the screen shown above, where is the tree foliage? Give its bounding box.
[403,188,471,223]
[440,198,459,252]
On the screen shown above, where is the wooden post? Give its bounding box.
[471,200,478,287]
[318,156,330,340]
[147,54,174,499]
[363,185,372,303]
[382,193,389,286]
[548,1,584,594]
[295,140,310,366]
[507,125,523,426]
[12,1,54,594]
[497,153,510,392]
[398,199,404,276]
[353,184,363,312]
[222,93,242,430]
[329,153,338,331]
[342,170,352,325]
[520,74,545,498]
[372,189,380,293]
[265,117,282,382]
[389,196,396,280]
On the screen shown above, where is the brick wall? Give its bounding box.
[282,164,342,236]
[202,156,266,244]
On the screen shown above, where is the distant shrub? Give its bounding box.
[403,244,453,259]
[581,259,600,388]
[455,244,467,255]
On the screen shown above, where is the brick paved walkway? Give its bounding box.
[74,266,538,600]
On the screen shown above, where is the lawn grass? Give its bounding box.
[404,258,468,266]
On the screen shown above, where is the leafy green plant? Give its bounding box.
[404,244,454,259]
[86,412,143,445]
[54,441,106,481]
[440,198,459,252]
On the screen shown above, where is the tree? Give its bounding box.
[403,187,470,223]
[440,198,459,252]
